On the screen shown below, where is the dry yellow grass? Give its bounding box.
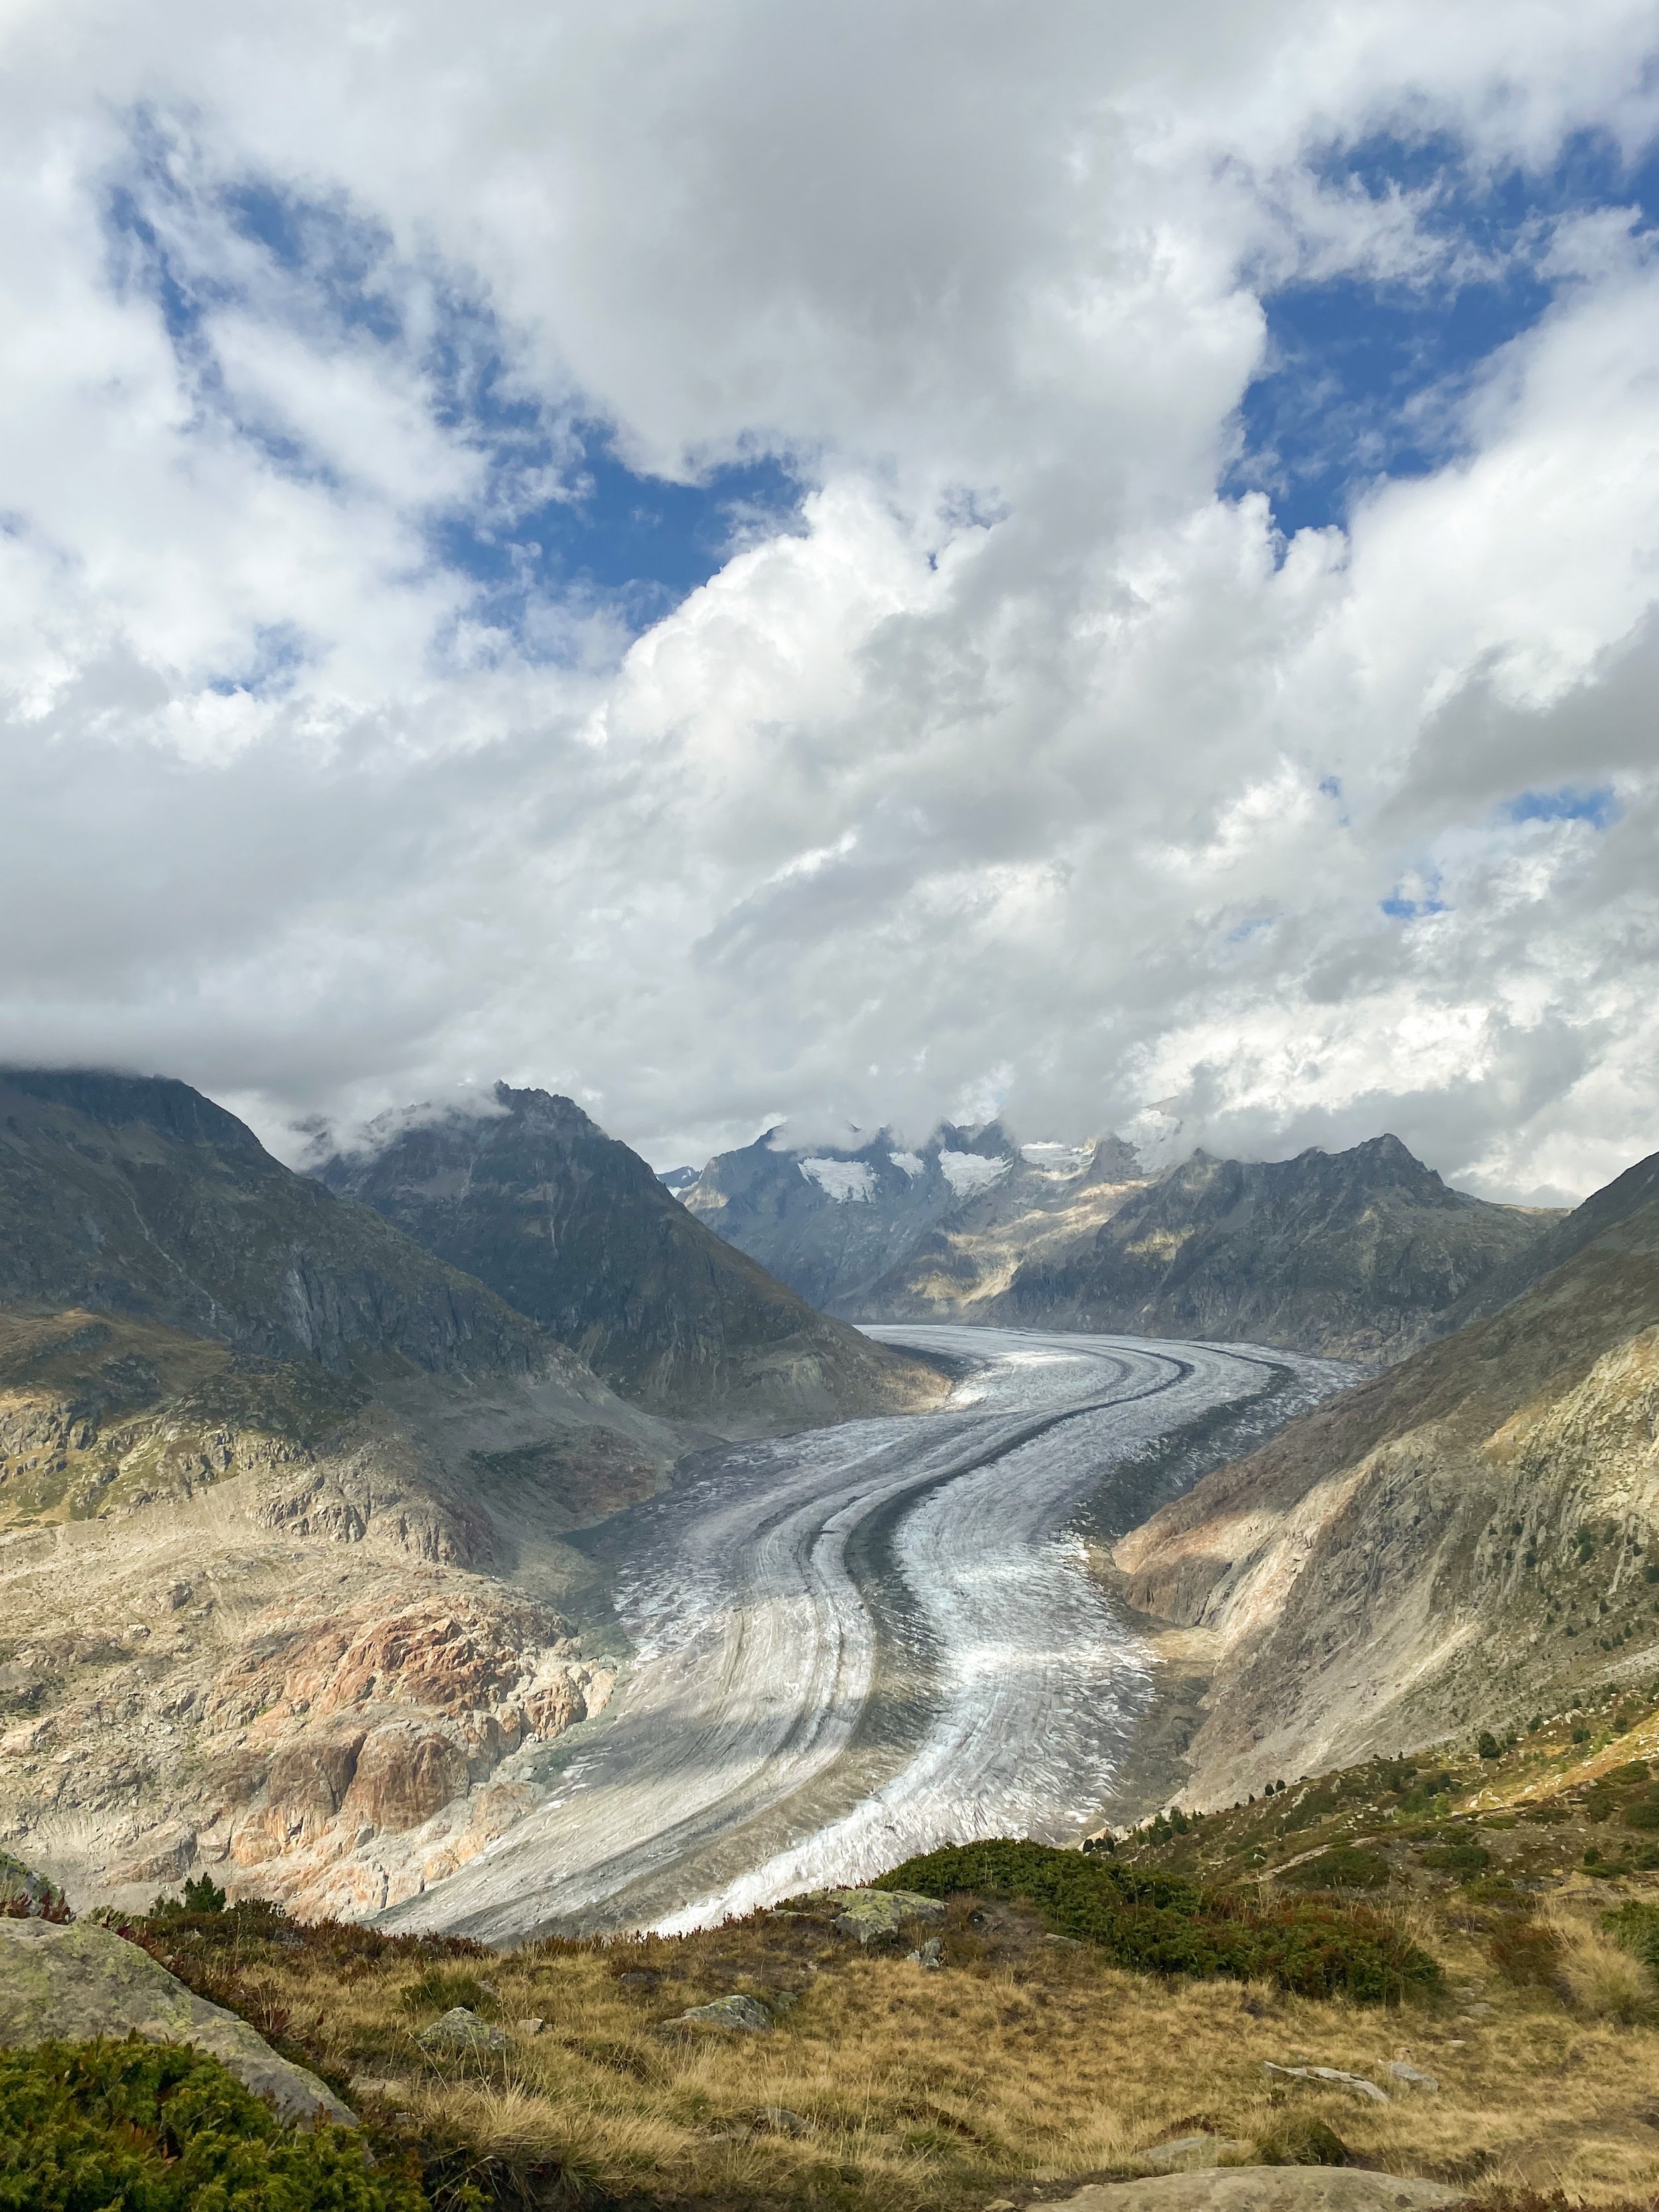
[155,1894,1659,2210]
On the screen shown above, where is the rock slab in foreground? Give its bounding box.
[830,1888,947,1943]
[0,1918,355,2127]
[1039,2171,1463,2212]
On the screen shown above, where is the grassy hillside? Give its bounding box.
[29,1686,1659,2212]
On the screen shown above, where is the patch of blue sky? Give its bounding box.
[1380,892,1449,921]
[1232,127,1659,541]
[204,623,309,700]
[1504,785,1619,829]
[100,111,804,657]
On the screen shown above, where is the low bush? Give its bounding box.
[1254,2116,1349,2167]
[1623,1797,1659,1830]
[1604,1899,1659,1975]
[1489,1916,1565,1987]
[0,2037,423,2211]
[1275,1847,1390,1892]
[399,1965,500,2018]
[1419,1842,1490,1876]
[875,1840,1439,2003]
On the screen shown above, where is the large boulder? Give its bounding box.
[0,1917,354,2126]
[829,1887,947,1944]
[1039,2174,1462,2212]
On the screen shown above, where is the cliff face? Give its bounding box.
[1110,1146,1659,1808]
[0,1068,550,1377]
[996,1135,1557,1361]
[316,1086,945,1429]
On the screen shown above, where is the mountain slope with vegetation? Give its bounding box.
[317,1085,944,1428]
[1110,1144,1659,1808]
[0,1068,549,1377]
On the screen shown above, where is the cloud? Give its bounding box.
[0,0,1657,1200]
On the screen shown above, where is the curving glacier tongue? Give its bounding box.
[379,1326,1352,1943]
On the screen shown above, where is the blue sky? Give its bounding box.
[3,0,1658,1203]
[1236,128,1659,538]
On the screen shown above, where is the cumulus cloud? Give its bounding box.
[1,0,1657,1201]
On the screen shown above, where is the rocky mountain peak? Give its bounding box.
[317,1085,943,1428]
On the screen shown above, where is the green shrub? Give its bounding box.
[1419,1842,1490,1876]
[0,2037,422,2211]
[399,1965,498,2018]
[1477,1732,1502,1762]
[1605,1760,1650,1785]
[874,1840,1438,2004]
[1254,2116,1349,2167]
[1276,1847,1390,1892]
[1624,1797,1659,1830]
[1605,1900,1659,1976]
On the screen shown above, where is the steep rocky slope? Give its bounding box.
[687,1124,1554,1360]
[997,1135,1556,1361]
[1110,1144,1659,1809]
[0,1300,667,1922]
[316,1086,944,1428]
[685,1123,1146,1317]
[0,1072,697,1918]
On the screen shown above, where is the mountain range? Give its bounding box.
[684,1122,1558,1361]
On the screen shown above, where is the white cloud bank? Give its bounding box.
[1,0,1658,1202]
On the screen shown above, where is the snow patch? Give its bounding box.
[1020,1142,1093,1176]
[800,1157,876,1203]
[938,1149,1011,1198]
[889,1150,925,1178]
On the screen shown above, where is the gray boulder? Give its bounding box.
[1036,2170,1463,2212]
[669,1993,773,2033]
[417,2006,511,2052]
[829,1888,947,1943]
[1263,2063,1389,2105]
[0,1918,354,2126]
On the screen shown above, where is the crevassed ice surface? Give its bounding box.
[379,1327,1354,1944]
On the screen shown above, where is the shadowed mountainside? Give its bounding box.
[0,1068,549,1377]
[315,1085,945,1428]
[1110,1142,1659,1808]
[995,1135,1557,1361]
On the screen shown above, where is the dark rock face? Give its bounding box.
[316,1086,940,1423]
[0,1068,547,1375]
[686,1123,1143,1318]
[997,1135,1555,1359]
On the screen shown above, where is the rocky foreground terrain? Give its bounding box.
[16,1690,1659,2211]
[0,1068,941,1923]
[1111,1146,1659,1807]
[685,1125,1555,1363]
